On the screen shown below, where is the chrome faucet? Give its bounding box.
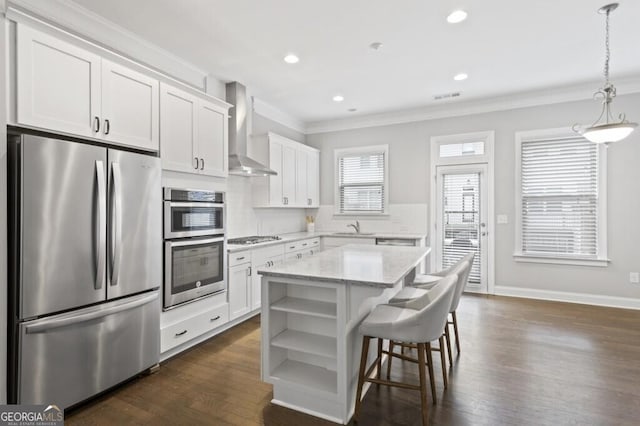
[347,220,360,234]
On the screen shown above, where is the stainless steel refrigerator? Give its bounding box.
[7,132,162,409]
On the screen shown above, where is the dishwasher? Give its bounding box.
[375,238,416,246]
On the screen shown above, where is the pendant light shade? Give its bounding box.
[574,3,637,145]
[582,122,637,144]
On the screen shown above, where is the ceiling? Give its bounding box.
[69,0,640,123]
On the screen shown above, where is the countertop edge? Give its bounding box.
[228,231,428,253]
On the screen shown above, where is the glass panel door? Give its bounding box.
[436,165,488,293]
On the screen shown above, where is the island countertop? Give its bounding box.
[257,244,431,287]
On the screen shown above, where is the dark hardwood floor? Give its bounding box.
[66,295,640,425]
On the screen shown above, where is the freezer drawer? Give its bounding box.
[16,291,160,409]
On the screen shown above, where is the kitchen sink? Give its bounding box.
[331,232,376,236]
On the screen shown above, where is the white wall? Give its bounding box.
[225,112,309,238]
[307,93,640,304]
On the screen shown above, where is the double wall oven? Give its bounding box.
[163,188,226,310]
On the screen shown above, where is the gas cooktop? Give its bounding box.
[227,235,282,245]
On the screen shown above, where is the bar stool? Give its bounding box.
[398,253,475,365]
[354,276,457,426]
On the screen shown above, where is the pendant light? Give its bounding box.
[573,3,637,144]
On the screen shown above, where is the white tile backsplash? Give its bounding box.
[312,203,428,234]
[226,175,307,238]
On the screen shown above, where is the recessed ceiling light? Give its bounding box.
[369,42,383,51]
[447,10,468,24]
[333,95,345,102]
[453,73,468,81]
[283,54,299,64]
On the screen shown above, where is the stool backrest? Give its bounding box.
[401,274,457,343]
[450,253,475,312]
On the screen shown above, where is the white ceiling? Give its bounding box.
[69,0,640,123]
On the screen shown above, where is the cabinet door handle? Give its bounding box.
[200,158,205,170]
[302,243,308,247]
[308,198,311,205]
[93,116,100,133]
[104,119,110,135]
[210,315,221,322]
[247,266,252,276]
[194,157,199,169]
[175,330,188,337]
[236,256,245,261]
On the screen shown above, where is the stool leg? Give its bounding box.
[438,336,448,390]
[354,336,371,421]
[444,324,453,366]
[386,340,395,379]
[452,311,461,354]
[417,342,429,426]
[425,342,437,405]
[376,338,383,380]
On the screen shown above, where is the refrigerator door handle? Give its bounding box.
[95,160,106,290]
[24,292,158,334]
[110,162,123,287]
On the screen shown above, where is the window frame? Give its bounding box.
[334,144,389,216]
[514,127,609,267]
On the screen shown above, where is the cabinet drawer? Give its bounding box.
[229,251,251,267]
[252,244,285,263]
[284,241,302,253]
[161,303,229,353]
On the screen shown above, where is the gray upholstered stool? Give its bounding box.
[353,276,457,426]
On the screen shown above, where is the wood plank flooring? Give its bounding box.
[66,295,640,425]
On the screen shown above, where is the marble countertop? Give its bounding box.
[227,231,427,253]
[257,244,431,287]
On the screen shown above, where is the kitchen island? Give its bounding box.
[258,244,431,424]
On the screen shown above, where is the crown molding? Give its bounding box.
[7,0,210,89]
[252,97,306,134]
[305,76,640,134]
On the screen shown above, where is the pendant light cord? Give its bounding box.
[604,8,610,85]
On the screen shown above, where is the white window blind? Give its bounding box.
[338,150,386,213]
[520,136,599,258]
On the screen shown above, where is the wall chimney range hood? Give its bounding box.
[226,82,277,176]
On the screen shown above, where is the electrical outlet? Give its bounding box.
[630,272,640,284]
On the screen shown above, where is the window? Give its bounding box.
[515,129,607,266]
[335,145,388,214]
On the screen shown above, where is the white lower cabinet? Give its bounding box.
[251,245,285,311]
[229,260,252,320]
[322,236,376,249]
[160,300,229,353]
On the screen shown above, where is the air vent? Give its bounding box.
[434,92,461,100]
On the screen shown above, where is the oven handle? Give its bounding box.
[167,237,225,248]
[167,202,225,208]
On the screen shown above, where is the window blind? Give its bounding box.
[520,136,599,257]
[338,152,385,213]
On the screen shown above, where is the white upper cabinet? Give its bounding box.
[17,24,101,139]
[159,83,197,173]
[160,82,229,177]
[197,100,228,177]
[295,149,308,206]
[101,59,159,151]
[16,24,160,151]
[253,133,320,208]
[306,150,320,207]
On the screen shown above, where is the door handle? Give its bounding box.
[95,160,106,290]
[200,158,205,170]
[482,232,488,236]
[175,330,188,337]
[210,315,221,322]
[110,162,123,287]
[93,116,100,133]
[247,266,252,276]
[104,119,110,135]
[194,157,199,169]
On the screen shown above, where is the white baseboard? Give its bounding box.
[494,286,640,310]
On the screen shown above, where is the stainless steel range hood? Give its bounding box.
[226,82,277,176]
